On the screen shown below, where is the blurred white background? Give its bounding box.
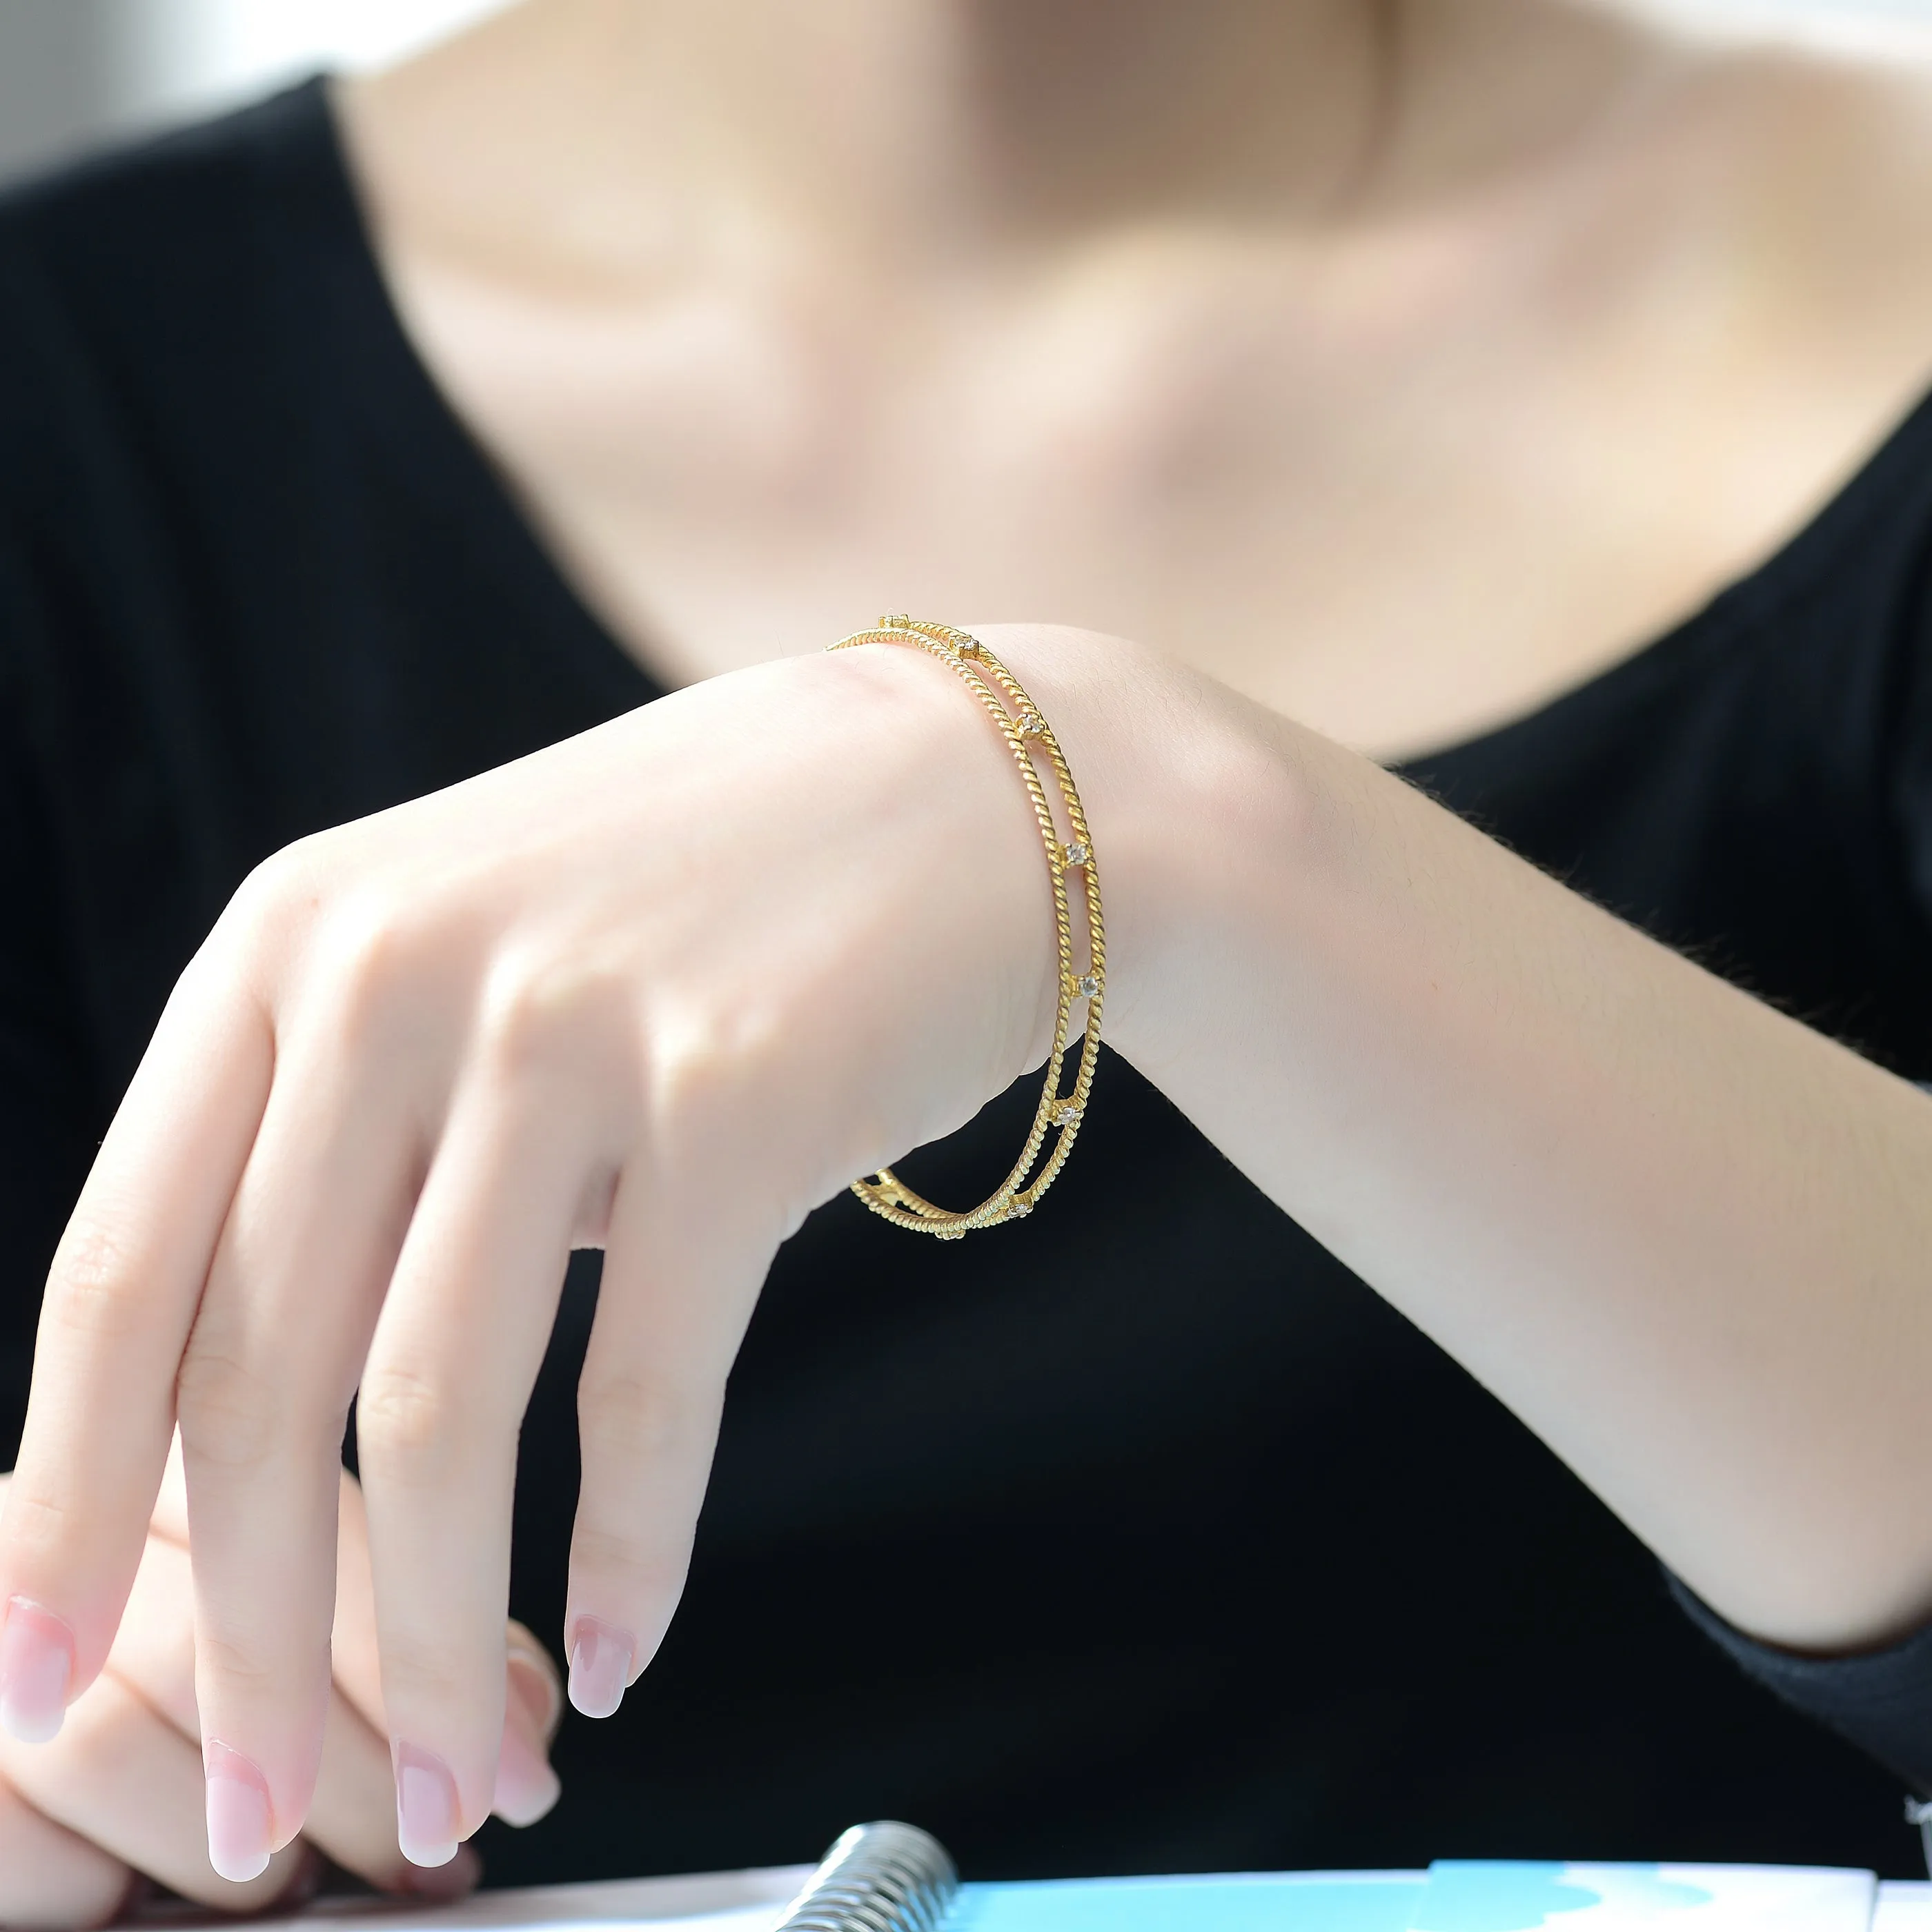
[110,0,512,124]
[1,0,1931,186]
[0,0,511,182]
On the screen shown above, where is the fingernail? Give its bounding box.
[567,1617,635,1719]
[204,1740,273,1884]
[397,1842,482,1900]
[394,1740,462,1868]
[0,1597,73,1744]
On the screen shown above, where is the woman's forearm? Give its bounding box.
[8,615,1925,1849]
[1019,622,1932,1655]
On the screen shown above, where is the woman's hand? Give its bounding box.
[0,635,1082,1875]
[14,610,1932,1893]
[0,1442,560,1922]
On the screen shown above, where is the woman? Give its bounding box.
[4,0,1932,1916]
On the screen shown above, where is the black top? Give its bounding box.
[5,79,1932,1890]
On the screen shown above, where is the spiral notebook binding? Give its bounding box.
[778,1822,959,1932]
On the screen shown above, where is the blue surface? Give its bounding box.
[940,1862,1731,1932]
[1412,1864,1714,1931]
[952,1875,1427,1932]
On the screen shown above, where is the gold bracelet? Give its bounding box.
[825,615,1105,1237]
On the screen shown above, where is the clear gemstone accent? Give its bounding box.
[1016,711,1046,738]
[956,636,980,658]
[1051,1100,1084,1126]
[1073,973,1101,999]
[1004,1195,1034,1219]
[1062,840,1090,868]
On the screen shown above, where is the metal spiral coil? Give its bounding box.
[776,1822,959,1932]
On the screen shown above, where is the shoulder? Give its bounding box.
[1697,42,1932,595]
[1641,30,1932,346]
[1547,26,1932,618]
[0,81,352,497]
[0,79,341,326]
[0,81,381,776]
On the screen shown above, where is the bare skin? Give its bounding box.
[8,0,1932,1915]
[342,0,1932,755]
[0,1440,560,1924]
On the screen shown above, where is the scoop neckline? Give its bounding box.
[271,74,1932,782]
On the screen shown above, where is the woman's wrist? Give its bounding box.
[960,622,1311,1083]
[985,621,1932,1650]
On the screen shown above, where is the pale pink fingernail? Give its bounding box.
[0,1597,73,1744]
[394,1741,462,1868]
[204,1740,273,1883]
[567,1617,634,1719]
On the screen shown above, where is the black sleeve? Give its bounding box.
[1670,1575,1932,1797]
[0,528,110,1468]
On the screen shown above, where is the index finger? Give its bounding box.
[0,933,273,1741]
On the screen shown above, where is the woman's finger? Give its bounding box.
[0,1663,310,1912]
[317,1475,560,1853]
[564,1163,776,1719]
[0,1771,134,1932]
[174,1022,423,1879]
[496,1626,564,1826]
[357,1065,597,1866]
[161,1451,559,1857]
[104,1510,478,1893]
[0,943,273,1737]
[309,1679,484,1895]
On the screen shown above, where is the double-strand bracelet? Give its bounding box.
[825,615,1105,1237]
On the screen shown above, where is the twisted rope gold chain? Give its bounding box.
[825,616,1105,1236]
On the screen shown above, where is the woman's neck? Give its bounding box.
[355,0,1666,284]
[638,0,1394,248]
